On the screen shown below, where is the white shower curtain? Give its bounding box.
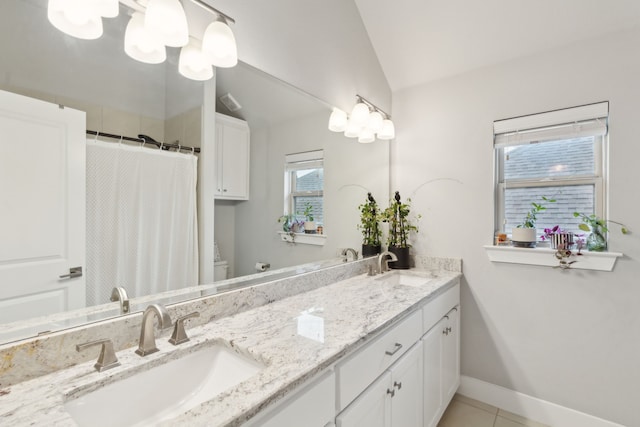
[86,139,199,306]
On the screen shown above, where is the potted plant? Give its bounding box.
[382,191,420,269]
[512,195,555,248]
[573,212,629,252]
[302,202,316,234]
[358,192,382,257]
[540,225,574,249]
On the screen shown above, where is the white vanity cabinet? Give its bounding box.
[245,371,336,427]
[214,113,250,200]
[336,342,423,427]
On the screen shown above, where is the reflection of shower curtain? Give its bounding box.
[86,140,198,306]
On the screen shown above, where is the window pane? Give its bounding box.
[504,137,595,181]
[504,185,595,234]
[294,168,324,192]
[294,196,323,224]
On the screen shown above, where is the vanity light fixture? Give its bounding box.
[329,95,395,142]
[47,0,238,81]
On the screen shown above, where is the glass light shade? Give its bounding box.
[358,127,376,143]
[48,0,103,40]
[202,20,238,68]
[124,12,166,64]
[377,119,396,140]
[179,37,214,81]
[350,102,370,126]
[328,108,348,132]
[344,118,362,138]
[367,111,384,133]
[93,0,119,18]
[144,0,189,47]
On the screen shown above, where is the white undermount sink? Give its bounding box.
[375,270,436,287]
[64,343,264,427]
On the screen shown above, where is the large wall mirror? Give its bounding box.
[0,0,389,344]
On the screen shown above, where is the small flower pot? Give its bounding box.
[303,221,316,234]
[550,232,574,249]
[388,246,410,269]
[511,228,537,248]
[362,244,381,257]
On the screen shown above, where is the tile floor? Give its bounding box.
[438,394,551,427]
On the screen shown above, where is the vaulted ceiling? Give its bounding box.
[354,0,640,92]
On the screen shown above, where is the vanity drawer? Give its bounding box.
[336,309,422,410]
[423,281,459,332]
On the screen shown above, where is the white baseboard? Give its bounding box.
[458,375,625,427]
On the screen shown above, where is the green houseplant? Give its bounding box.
[301,202,317,234]
[573,212,629,252]
[358,192,382,257]
[511,195,555,247]
[382,191,419,269]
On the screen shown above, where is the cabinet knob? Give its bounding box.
[223,189,228,192]
[386,388,395,397]
[442,329,448,336]
[394,381,402,390]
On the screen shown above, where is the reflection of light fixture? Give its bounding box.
[202,19,238,68]
[47,0,238,81]
[329,95,394,143]
[47,0,104,40]
[179,37,213,80]
[124,12,166,64]
[328,108,348,132]
[145,0,189,47]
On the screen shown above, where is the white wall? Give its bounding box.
[392,28,640,426]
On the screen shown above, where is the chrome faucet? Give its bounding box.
[377,251,398,274]
[341,248,358,262]
[110,286,130,314]
[135,304,172,356]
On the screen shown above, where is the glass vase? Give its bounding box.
[586,226,607,252]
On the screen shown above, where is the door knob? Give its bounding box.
[59,266,83,279]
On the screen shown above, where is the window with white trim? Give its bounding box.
[285,150,324,225]
[494,102,608,239]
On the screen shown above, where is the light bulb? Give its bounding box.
[367,111,384,133]
[328,108,348,132]
[344,118,362,138]
[48,0,103,40]
[145,0,189,47]
[92,0,119,18]
[124,12,166,64]
[377,119,395,140]
[202,20,238,68]
[358,127,376,144]
[350,102,370,126]
[179,37,214,81]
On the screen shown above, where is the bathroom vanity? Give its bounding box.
[0,258,461,427]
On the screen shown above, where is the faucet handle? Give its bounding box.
[110,286,130,314]
[169,312,200,345]
[76,339,120,372]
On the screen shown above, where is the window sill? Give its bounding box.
[483,245,622,271]
[278,231,326,246]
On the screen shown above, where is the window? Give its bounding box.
[494,102,608,238]
[285,150,324,225]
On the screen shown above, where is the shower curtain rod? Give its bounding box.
[86,130,201,154]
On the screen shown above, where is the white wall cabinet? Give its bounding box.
[215,113,250,200]
[423,306,460,427]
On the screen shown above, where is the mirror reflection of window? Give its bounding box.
[285,150,324,226]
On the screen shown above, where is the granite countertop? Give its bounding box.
[0,269,460,427]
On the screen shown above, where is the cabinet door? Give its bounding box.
[336,371,391,427]
[423,320,444,427]
[390,342,423,427]
[442,307,460,403]
[214,114,250,200]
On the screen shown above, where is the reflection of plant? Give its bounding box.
[301,202,314,222]
[382,191,420,248]
[518,196,556,229]
[573,212,629,234]
[358,193,382,246]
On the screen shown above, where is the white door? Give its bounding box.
[336,371,391,427]
[0,90,86,323]
[423,320,444,427]
[442,307,460,402]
